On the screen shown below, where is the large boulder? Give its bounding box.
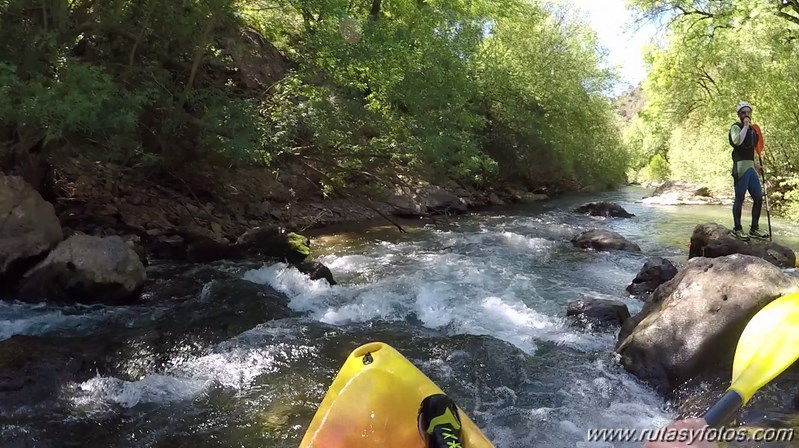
[626,256,678,296]
[566,297,630,329]
[689,222,795,268]
[0,175,63,281]
[418,186,468,215]
[17,234,146,305]
[385,187,425,217]
[616,254,799,394]
[571,229,641,252]
[642,180,723,205]
[575,201,635,218]
[219,26,291,90]
[384,185,470,217]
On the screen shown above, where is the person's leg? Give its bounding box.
[749,169,763,230]
[747,169,769,238]
[732,170,747,232]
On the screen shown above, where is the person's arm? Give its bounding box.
[730,123,748,146]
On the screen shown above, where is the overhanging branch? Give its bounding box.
[778,0,799,26]
[777,11,799,26]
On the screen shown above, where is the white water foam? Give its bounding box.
[0,302,93,341]
[241,230,613,355]
[67,342,315,413]
[0,301,167,342]
[240,220,677,446]
[321,254,382,273]
[71,374,210,410]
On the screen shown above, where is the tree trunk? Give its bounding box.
[369,0,381,22]
[188,19,214,90]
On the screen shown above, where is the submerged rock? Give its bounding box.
[571,229,641,252]
[296,260,337,285]
[616,254,799,394]
[689,222,795,268]
[626,256,679,297]
[0,276,295,420]
[160,278,294,339]
[566,297,630,329]
[0,335,111,417]
[575,201,635,218]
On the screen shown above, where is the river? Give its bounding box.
[3,186,799,448]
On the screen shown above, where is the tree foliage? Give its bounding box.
[0,0,630,196]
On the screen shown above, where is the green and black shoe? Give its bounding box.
[418,394,463,448]
[731,228,750,241]
[749,228,770,240]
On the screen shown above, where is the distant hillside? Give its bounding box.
[614,84,646,123]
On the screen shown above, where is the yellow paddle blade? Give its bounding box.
[729,291,799,403]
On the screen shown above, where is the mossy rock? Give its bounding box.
[235,227,311,264]
[286,232,310,257]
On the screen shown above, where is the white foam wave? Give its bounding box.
[241,258,604,355]
[318,254,379,273]
[72,374,209,410]
[67,343,314,412]
[500,231,552,251]
[559,358,672,445]
[0,302,164,342]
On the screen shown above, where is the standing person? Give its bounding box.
[728,101,769,241]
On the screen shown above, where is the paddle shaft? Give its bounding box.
[703,390,744,428]
[758,154,772,241]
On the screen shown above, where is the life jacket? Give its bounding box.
[728,121,758,163]
[752,124,764,155]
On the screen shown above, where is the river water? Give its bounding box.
[3,186,799,448]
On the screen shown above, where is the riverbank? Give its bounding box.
[45,156,560,263]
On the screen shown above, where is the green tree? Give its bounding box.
[1,0,633,200]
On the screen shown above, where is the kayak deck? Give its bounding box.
[298,342,495,448]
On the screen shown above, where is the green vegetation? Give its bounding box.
[0,0,629,199]
[287,232,310,257]
[624,0,799,218]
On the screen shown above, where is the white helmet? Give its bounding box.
[736,101,752,113]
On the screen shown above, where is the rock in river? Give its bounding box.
[616,254,799,394]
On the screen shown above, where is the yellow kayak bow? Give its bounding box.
[298,341,494,448]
